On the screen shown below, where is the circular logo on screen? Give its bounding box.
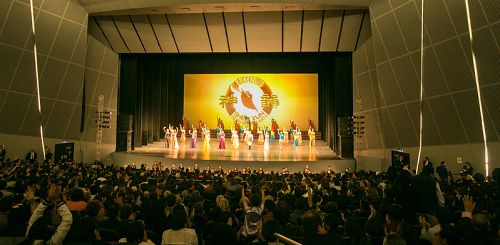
[219,76,279,123]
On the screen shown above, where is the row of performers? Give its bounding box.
[162,124,316,150]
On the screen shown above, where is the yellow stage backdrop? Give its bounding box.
[184,74,318,130]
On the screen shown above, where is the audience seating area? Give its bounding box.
[0,158,499,245]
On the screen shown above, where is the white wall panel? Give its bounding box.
[95,16,129,52]
[338,11,363,51]
[320,10,342,51]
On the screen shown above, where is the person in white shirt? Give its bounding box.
[161,204,197,245]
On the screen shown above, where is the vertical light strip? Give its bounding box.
[464,0,489,176]
[416,0,425,173]
[29,0,46,157]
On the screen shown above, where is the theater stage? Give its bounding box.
[112,139,355,173]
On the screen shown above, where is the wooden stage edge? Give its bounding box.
[110,140,355,173]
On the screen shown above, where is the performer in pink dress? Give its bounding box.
[189,125,197,149]
[219,131,226,149]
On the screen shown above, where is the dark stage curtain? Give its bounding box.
[118,53,352,154]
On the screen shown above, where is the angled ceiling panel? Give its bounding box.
[113,15,145,52]
[452,90,486,143]
[423,0,456,43]
[380,108,399,148]
[283,11,302,52]
[427,96,468,144]
[370,21,388,64]
[364,110,384,149]
[387,104,418,146]
[374,12,406,59]
[393,2,431,53]
[44,101,74,139]
[461,29,499,86]
[168,13,211,52]
[354,72,376,110]
[406,101,443,146]
[483,84,500,140]
[11,52,39,94]
[58,64,84,103]
[130,15,161,52]
[94,16,129,53]
[0,45,22,90]
[244,11,281,52]
[101,47,119,75]
[20,98,54,137]
[391,54,419,101]
[338,10,363,51]
[88,17,113,50]
[65,105,82,140]
[320,10,342,52]
[95,73,116,107]
[64,1,88,24]
[40,57,68,98]
[204,13,229,52]
[355,10,371,49]
[0,1,31,47]
[376,62,403,105]
[71,27,87,65]
[410,49,449,98]
[224,12,246,52]
[352,41,368,75]
[86,36,106,70]
[34,11,61,56]
[51,20,82,60]
[434,38,474,91]
[0,93,31,134]
[41,0,68,16]
[301,10,323,52]
[148,14,177,52]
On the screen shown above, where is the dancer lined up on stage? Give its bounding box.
[163,126,170,148]
[189,125,197,149]
[247,130,254,150]
[179,124,186,143]
[297,127,302,146]
[257,129,264,145]
[263,131,270,151]
[202,126,210,150]
[172,127,179,149]
[282,126,289,146]
[231,127,239,149]
[218,130,226,149]
[308,126,315,147]
[278,129,285,149]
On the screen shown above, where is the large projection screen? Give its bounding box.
[184,74,318,129]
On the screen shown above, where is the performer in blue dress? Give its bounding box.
[293,133,299,149]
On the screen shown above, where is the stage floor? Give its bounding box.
[128,139,338,162]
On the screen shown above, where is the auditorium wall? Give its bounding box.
[353,0,500,174]
[0,0,118,162]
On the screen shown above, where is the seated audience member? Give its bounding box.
[119,221,155,245]
[162,204,198,245]
[240,186,265,242]
[206,210,235,245]
[302,210,342,245]
[21,184,73,245]
[66,188,87,212]
[383,232,406,245]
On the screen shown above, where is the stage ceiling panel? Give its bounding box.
[113,15,145,53]
[168,13,211,52]
[148,14,178,52]
[337,10,364,51]
[204,13,229,52]
[282,11,302,52]
[244,11,282,52]
[130,15,162,53]
[88,8,370,53]
[319,10,343,52]
[94,16,129,52]
[224,12,246,52]
[301,10,323,52]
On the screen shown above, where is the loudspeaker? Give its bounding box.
[116,114,133,152]
[338,136,353,158]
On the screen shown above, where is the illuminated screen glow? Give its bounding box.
[184,74,318,130]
